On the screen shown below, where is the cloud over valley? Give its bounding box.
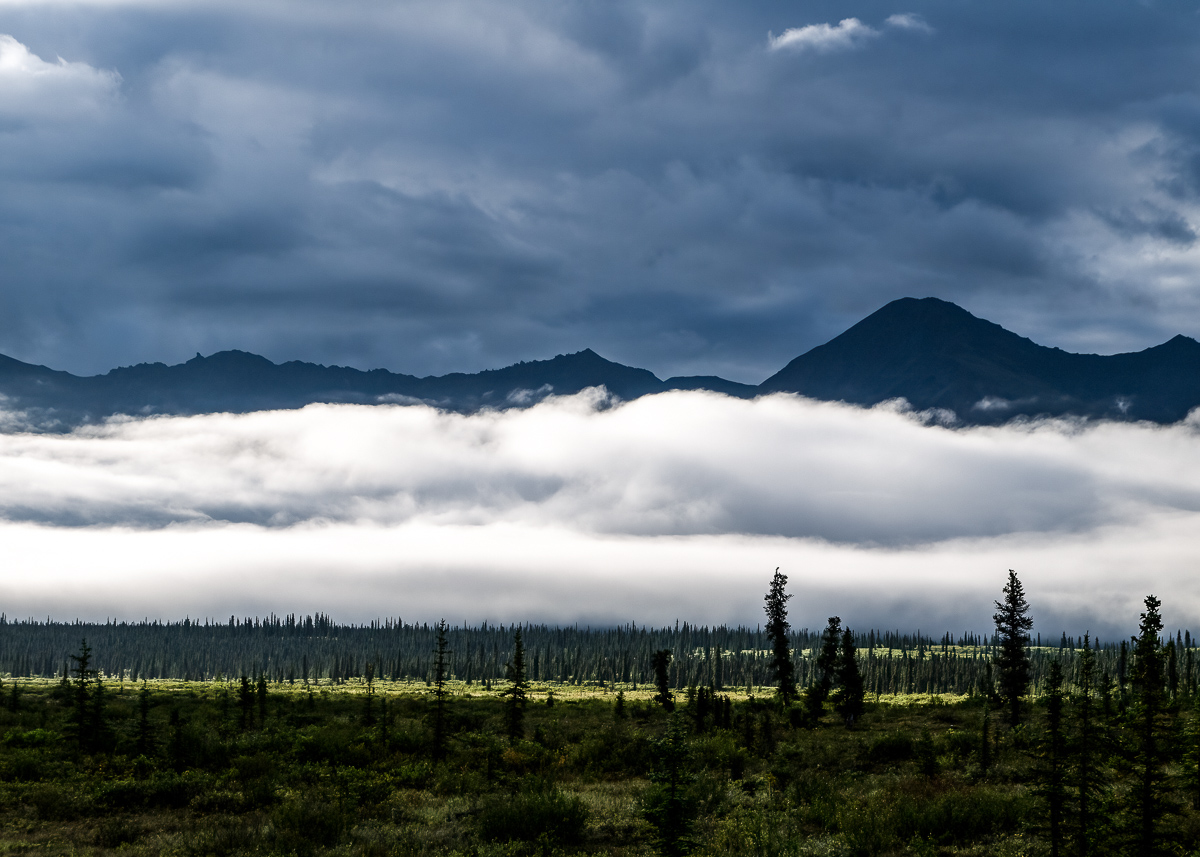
[0,391,1197,638]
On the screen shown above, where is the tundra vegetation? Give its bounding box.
[0,579,1197,855]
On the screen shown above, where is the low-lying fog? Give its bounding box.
[0,390,1196,639]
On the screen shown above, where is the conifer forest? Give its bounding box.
[0,573,1198,856]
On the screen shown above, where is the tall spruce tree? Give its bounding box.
[502,627,530,740]
[764,568,796,704]
[833,628,865,727]
[1072,634,1102,857]
[1129,595,1166,856]
[1043,661,1066,857]
[806,617,842,722]
[993,570,1034,727]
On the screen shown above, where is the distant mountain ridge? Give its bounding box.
[760,298,1200,424]
[2,297,1198,428]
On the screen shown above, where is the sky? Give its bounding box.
[2,0,1200,636]
[1,0,1200,381]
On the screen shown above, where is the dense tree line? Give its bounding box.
[1,612,1197,702]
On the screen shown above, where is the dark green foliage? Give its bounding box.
[1129,594,1167,856]
[255,673,267,726]
[362,661,375,726]
[66,638,95,750]
[476,783,588,844]
[237,675,252,730]
[764,568,796,704]
[834,627,865,727]
[993,570,1034,728]
[643,714,696,856]
[136,681,153,757]
[652,649,674,711]
[980,708,991,774]
[806,616,841,722]
[1042,661,1066,857]
[432,618,450,758]
[1072,634,1103,857]
[502,628,530,741]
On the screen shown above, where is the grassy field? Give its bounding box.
[0,675,1196,856]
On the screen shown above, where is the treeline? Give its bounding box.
[1,612,1198,701]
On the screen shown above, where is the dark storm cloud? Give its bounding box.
[1,0,1200,379]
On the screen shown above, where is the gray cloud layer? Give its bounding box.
[0,391,1197,637]
[1,1,1200,378]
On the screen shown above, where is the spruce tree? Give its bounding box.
[502,628,530,740]
[238,675,253,730]
[993,570,1034,727]
[135,681,153,757]
[1043,661,1066,857]
[1129,595,1166,856]
[363,662,376,727]
[763,568,796,704]
[67,639,95,751]
[643,714,696,857]
[805,617,841,722]
[653,649,675,711]
[833,628,865,727]
[256,674,268,727]
[1072,634,1102,857]
[432,619,450,759]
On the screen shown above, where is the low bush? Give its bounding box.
[476,784,589,844]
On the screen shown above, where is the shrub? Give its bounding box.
[476,785,589,844]
[866,733,914,765]
[273,792,352,850]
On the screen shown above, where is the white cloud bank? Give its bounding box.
[0,390,1197,637]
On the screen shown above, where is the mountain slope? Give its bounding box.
[760,297,1200,423]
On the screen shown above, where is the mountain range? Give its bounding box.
[2,297,1199,428]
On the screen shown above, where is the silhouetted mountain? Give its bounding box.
[0,347,668,427]
[2,297,1199,428]
[760,297,1200,423]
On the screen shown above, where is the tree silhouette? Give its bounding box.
[833,628,865,727]
[993,570,1034,727]
[764,568,796,704]
[1071,634,1104,857]
[238,675,253,730]
[1129,595,1166,856]
[136,681,153,757]
[1042,661,1066,857]
[502,627,530,740]
[806,617,842,722]
[432,619,450,759]
[67,639,95,751]
[652,650,675,711]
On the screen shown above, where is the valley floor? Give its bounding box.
[0,679,1196,856]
